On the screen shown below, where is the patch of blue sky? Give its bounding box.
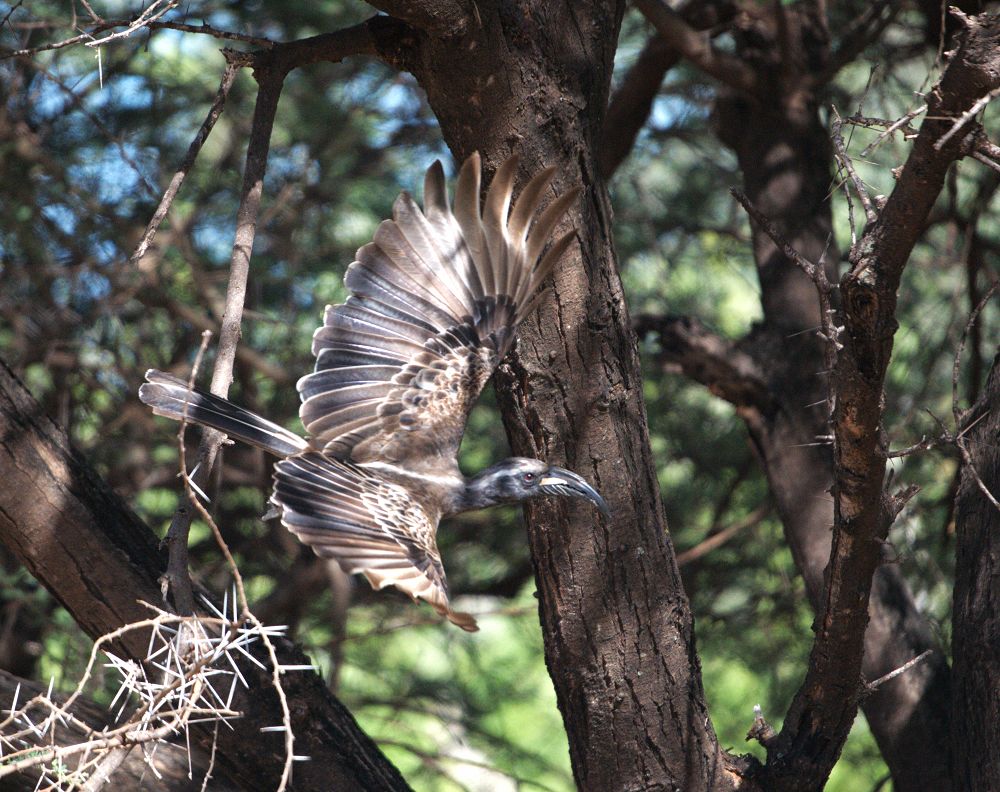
[41,203,78,237]
[67,142,155,207]
[650,92,708,131]
[89,237,118,267]
[266,142,313,184]
[88,73,154,113]
[147,21,219,64]
[50,276,71,307]
[29,75,76,121]
[338,71,428,149]
[76,269,112,301]
[191,222,234,266]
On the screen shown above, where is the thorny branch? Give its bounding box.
[1,7,275,59]
[754,13,1000,790]
[0,606,289,787]
[952,281,1000,512]
[832,106,877,228]
[730,188,841,424]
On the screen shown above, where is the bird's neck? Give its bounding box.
[447,466,511,515]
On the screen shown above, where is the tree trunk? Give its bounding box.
[952,350,1000,790]
[715,81,953,792]
[401,3,748,789]
[0,359,410,791]
[708,7,952,788]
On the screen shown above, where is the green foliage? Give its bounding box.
[3,2,996,789]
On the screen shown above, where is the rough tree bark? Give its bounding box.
[757,12,1000,791]
[625,4,953,788]
[0,360,411,791]
[388,2,747,789]
[707,7,951,789]
[952,350,1000,790]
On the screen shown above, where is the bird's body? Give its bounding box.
[140,153,607,630]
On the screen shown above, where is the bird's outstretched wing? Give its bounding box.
[272,451,478,631]
[297,153,577,465]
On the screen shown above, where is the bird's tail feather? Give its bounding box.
[139,370,308,458]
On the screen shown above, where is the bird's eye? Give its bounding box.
[523,472,536,484]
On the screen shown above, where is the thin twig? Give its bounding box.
[832,105,877,225]
[0,0,24,31]
[949,279,1000,512]
[162,331,213,616]
[676,503,771,566]
[731,188,841,423]
[864,649,934,694]
[935,86,1000,150]
[184,479,295,791]
[83,0,178,48]
[162,61,286,614]
[952,280,999,426]
[853,104,927,157]
[130,55,242,265]
[1,14,274,59]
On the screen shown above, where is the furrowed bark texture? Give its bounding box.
[759,14,1000,791]
[952,352,1000,790]
[400,3,747,789]
[0,360,411,791]
[706,6,952,788]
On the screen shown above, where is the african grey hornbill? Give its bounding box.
[139,152,608,631]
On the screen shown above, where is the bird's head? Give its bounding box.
[468,457,610,517]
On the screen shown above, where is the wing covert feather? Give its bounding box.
[272,453,477,630]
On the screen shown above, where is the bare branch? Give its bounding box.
[634,0,757,94]
[935,86,1000,151]
[832,106,878,227]
[757,15,1000,790]
[952,279,999,426]
[850,105,927,158]
[131,55,241,274]
[160,58,286,616]
[83,0,177,49]
[863,649,935,695]
[634,313,774,412]
[730,188,841,421]
[600,34,678,178]
[1,10,275,59]
[952,279,1000,513]
[676,503,771,566]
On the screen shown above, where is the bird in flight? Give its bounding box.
[140,152,608,631]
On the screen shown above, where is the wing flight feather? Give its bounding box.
[298,152,577,466]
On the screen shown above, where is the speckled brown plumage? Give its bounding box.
[140,152,584,630]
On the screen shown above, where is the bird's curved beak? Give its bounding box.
[539,467,611,517]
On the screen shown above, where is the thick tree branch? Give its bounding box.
[634,313,774,413]
[0,360,411,791]
[759,13,1000,790]
[952,350,1000,788]
[634,0,756,94]
[365,0,472,36]
[600,34,679,178]
[600,3,741,177]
